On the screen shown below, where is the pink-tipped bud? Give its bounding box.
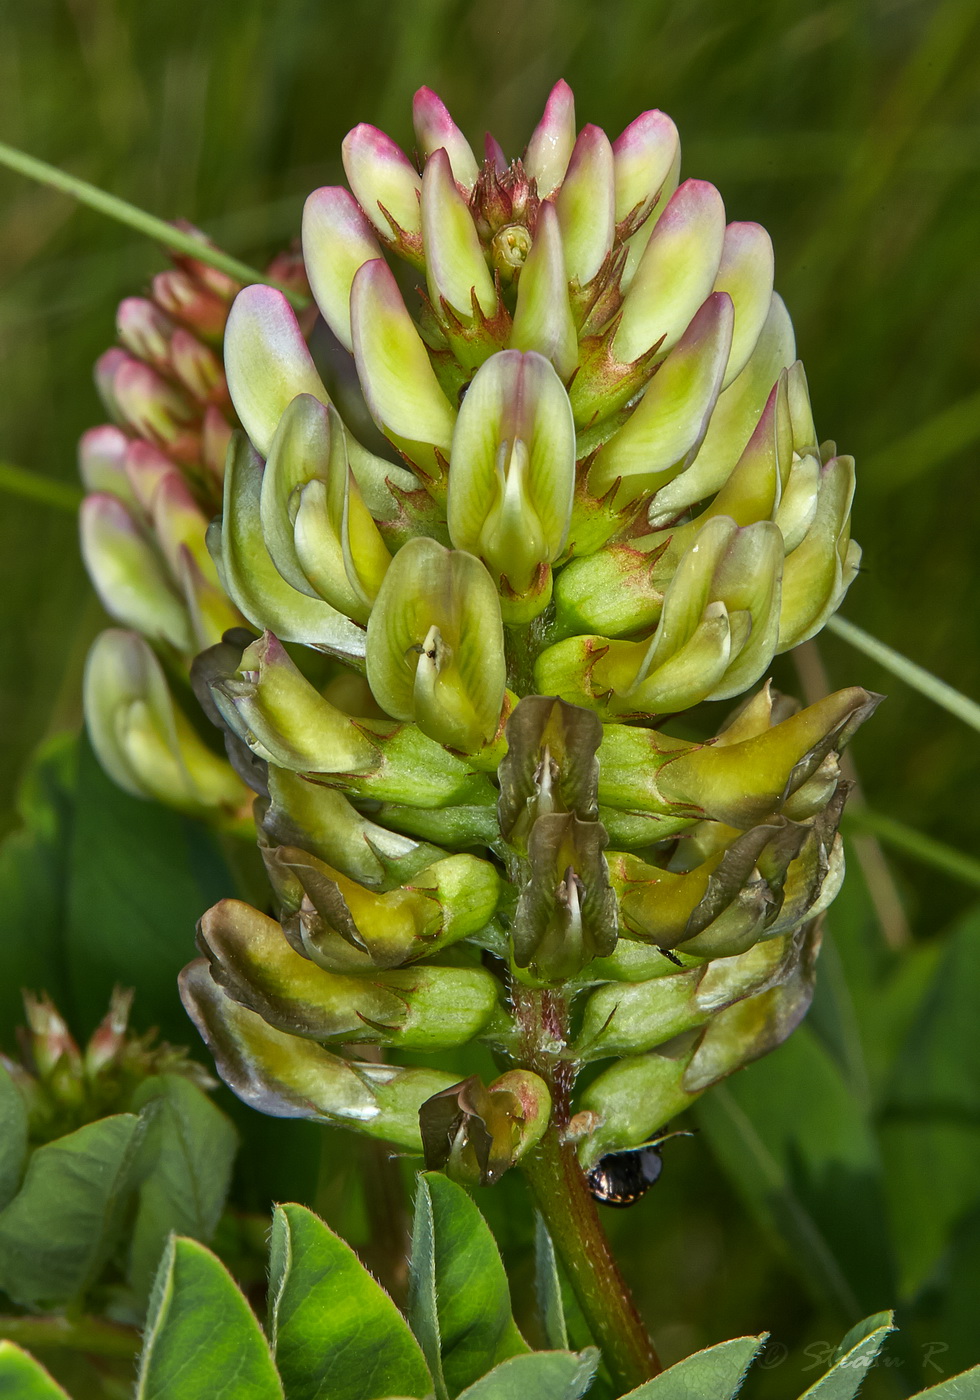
[555,123,615,286]
[78,424,134,504]
[342,123,423,247]
[524,80,576,198]
[124,438,178,516]
[224,285,331,457]
[169,328,226,404]
[412,86,479,189]
[151,268,231,341]
[614,178,726,364]
[84,987,134,1077]
[302,186,382,352]
[713,221,775,388]
[350,259,456,467]
[116,297,175,369]
[110,357,198,457]
[484,132,507,173]
[612,109,680,232]
[510,201,577,379]
[421,147,497,319]
[22,992,82,1082]
[80,494,192,651]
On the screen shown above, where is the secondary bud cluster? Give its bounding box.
[79,237,308,824]
[77,84,874,1185]
[1,988,213,1143]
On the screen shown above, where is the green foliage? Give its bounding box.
[0,1067,28,1213]
[0,1113,147,1309]
[137,1237,282,1400]
[0,1068,237,1320]
[268,1203,430,1400]
[0,734,240,1045]
[620,1335,764,1397]
[0,1340,70,1398]
[3,1191,978,1400]
[408,1175,528,1399]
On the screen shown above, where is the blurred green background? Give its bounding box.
[1,0,979,1395]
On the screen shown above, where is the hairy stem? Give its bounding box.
[0,139,309,310]
[522,1126,662,1393]
[511,983,661,1393]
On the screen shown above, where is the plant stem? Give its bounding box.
[522,1125,662,1393]
[0,1314,140,1359]
[0,461,83,513]
[827,614,980,734]
[510,983,660,1393]
[0,139,309,309]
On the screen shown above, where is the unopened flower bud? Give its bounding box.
[587,291,734,508]
[412,86,480,190]
[524,80,576,198]
[180,958,459,1149]
[422,147,499,330]
[509,202,577,379]
[612,109,680,235]
[350,259,457,487]
[80,494,192,651]
[78,424,136,505]
[224,285,331,458]
[197,899,501,1050]
[84,629,250,823]
[419,1070,551,1185]
[614,179,726,364]
[555,125,615,288]
[341,123,423,257]
[302,186,382,352]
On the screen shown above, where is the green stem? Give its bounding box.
[826,614,980,735]
[843,805,980,889]
[0,138,309,309]
[0,461,83,512]
[522,1126,661,1393]
[0,1314,139,1359]
[511,984,660,1393]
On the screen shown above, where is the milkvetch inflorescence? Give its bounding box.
[78,81,874,1186]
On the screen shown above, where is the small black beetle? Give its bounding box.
[586,1129,693,1208]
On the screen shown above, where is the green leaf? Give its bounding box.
[137,1235,283,1400]
[911,1368,980,1398]
[127,1074,239,1301]
[0,1340,70,1397]
[454,1350,599,1400]
[268,1202,431,1400]
[0,1063,28,1211]
[535,1215,568,1351]
[798,1312,894,1398]
[410,1174,528,1398]
[407,1173,447,1400]
[0,1112,147,1307]
[696,1025,894,1319]
[619,1335,766,1398]
[880,904,980,1298]
[0,735,77,1031]
[0,733,239,1047]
